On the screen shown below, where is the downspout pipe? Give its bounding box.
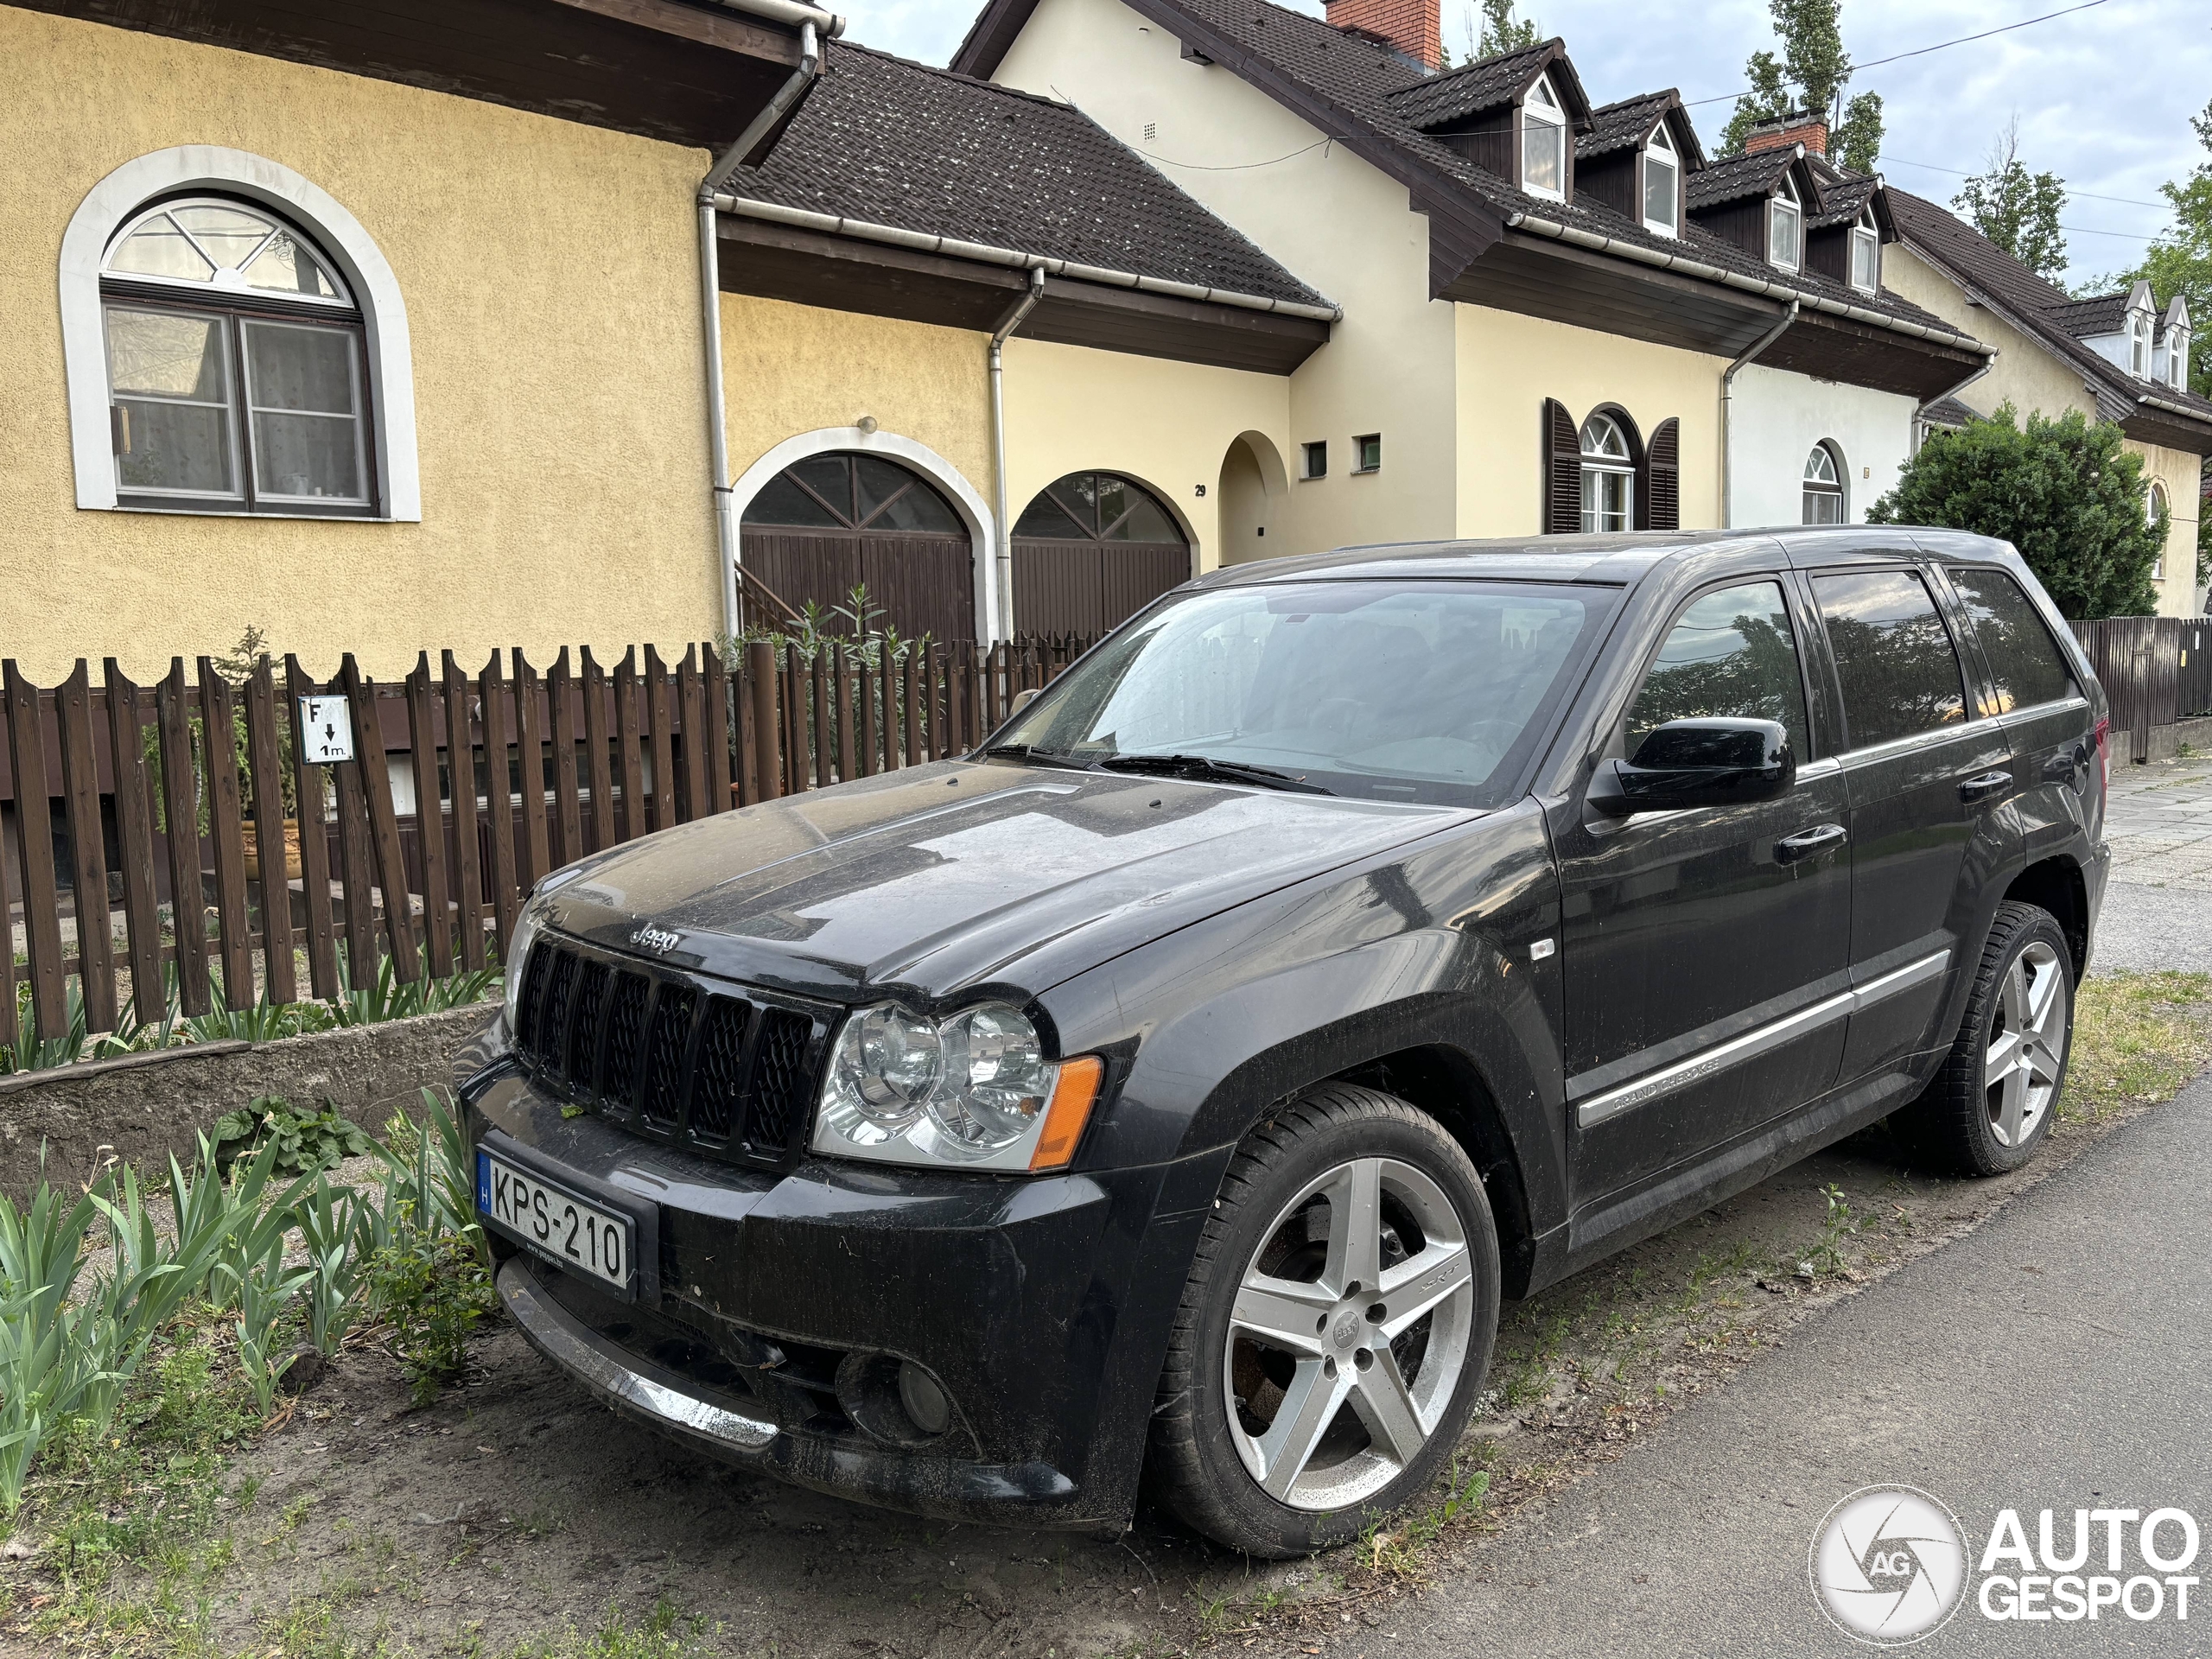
[988,266,1046,641]
[1915,353,1997,448]
[1720,299,1798,529]
[700,18,830,638]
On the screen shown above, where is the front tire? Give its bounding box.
[1891,900,2074,1176]
[1147,1084,1500,1557]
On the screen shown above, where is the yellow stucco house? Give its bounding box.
[1884,190,2209,617]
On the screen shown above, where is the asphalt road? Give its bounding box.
[1389,1073,2212,1656]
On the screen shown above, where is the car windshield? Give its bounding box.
[988,579,1610,806]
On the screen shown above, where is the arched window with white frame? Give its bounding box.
[1580,412,1634,532]
[1849,204,1880,295]
[60,147,419,520]
[1768,175,1802,273]
[2129,308,2153,378]
[101,199,373,514]
[1802,442,1845,524]
[2150,480,2170,581]
[1643,123,1679,237]
[1522,76,1567,200]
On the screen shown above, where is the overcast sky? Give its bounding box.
[833,0,2209,292]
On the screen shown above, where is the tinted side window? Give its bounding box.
[1949,569,2075,712]
[1812,569,1968,749]
[1624,580,1809,760]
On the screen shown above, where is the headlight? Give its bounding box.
[813,1003,1103,1173]
[502,902,546,1032]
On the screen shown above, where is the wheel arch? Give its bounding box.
[1325,1044,1540,1300]
[2003,855,2088,980]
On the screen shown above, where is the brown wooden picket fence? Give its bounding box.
[0,635,1091,1046]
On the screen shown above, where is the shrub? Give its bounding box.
[366,1219,495,1407]
[1868,404,2164,618]
[210,1095,372,1177]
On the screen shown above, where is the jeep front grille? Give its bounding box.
[512,935,830,1168]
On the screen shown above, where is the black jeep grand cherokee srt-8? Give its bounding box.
[456,527,2108,1556]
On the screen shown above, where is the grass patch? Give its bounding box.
[2066,970,2212,1120]
[508,1599,714,1658]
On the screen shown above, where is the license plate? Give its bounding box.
[477,1147,633,1296]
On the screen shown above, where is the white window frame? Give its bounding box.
[1521,76,1567,202]
[2129,309,2153,378]
[2168,327,2191,390]
[1579,412,1634,533]
[1802,442,1847,524]
[1642,123,1679,238]
[1849,205,1880,296]
[1768,175,1803,273]
[60,147,419,519]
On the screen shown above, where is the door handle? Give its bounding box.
[1958,770,2012,804]
[1776,823,1847,864]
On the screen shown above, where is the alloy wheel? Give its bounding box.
[1986,939,2066,1147]
[1222,1156,1475,1511]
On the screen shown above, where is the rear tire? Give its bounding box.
[1890,901,2074,1177]
[1147,1084,1500,1557]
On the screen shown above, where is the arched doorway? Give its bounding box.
[1012,472,1190,636]
[740,453,972,641]
[1218,433,1287,565]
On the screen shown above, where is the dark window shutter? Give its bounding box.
[1644,417,1681,531]
[1541,398,1581,534]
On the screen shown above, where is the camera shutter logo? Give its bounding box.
[1810,1486,1968,1645]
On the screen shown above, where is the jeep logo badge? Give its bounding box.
[628,924,682,955]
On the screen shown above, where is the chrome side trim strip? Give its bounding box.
[1577,992,1853,1129]
[1575,949,1952,1130]
[1853,949,1951,1009]
[1838,715,2002,769]
[499,1260,778,1451]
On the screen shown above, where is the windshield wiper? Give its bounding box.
[1096,753,1329,794]
[975,743,1096,770]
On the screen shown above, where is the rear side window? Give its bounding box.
[1624,580,1809,761]
[1812,569,1969,750]
[1948,569,2075,713]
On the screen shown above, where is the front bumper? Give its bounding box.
[461,1048,1219,1530]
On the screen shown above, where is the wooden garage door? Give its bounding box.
[1012,473,1190,638]
[740,454,972,643]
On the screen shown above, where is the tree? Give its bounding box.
[1866,404,2162,618]
[1719,0,1884,175]
[2101,98,2212,402]
[1472,0,1538,59]
[1952,118,2069,282]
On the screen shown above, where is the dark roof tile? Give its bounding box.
[1577,92,1669,159]
[2045,293,2128,338]
[730,41,1329,308]
[1384,41,1548,127]
[1684,148,1798,212]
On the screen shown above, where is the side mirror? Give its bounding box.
[1586,717,1794,817]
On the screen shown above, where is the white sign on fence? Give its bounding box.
[298,696,355,764]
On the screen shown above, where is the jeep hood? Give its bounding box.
[536,760,1471,1004]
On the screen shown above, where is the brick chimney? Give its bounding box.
[1745,111,1827,156]
[1325,0,1441,71]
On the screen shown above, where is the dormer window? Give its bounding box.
[2168,322,2191,390]
[2130,308,2153,378]
[1849,205,1879,295]
[1522,76,1567,200]
[1768,175,1802,273]
[1643,123,1679,237]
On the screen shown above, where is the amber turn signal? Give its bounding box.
[1029,1056,1105,1172]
